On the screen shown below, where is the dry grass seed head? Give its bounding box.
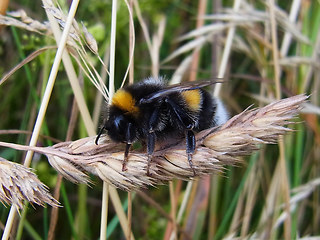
[44,94,307,191]
[0,157,59,209]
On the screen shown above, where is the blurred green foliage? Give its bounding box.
[0,0,319,239]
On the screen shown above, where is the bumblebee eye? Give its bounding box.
[114,115,125,130]
[106,113,136,143]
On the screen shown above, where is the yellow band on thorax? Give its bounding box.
[112,89,139,114]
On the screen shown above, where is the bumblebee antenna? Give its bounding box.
[95,126,105,145]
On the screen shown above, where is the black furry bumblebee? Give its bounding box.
[95,77,228,175]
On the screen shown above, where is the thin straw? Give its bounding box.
[213,0,242,97]
[100,0,117,239]
[1,1,80,239]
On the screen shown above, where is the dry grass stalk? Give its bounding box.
[44,94,307,190]
[0,95,307,191]
[0,3,109,101]
[0,157,59,209]
[164,1,309,66]
[0,10,49,34]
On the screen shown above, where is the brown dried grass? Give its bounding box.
[0,157,59,209]
[37,94,308,190]
[0,94,307,192]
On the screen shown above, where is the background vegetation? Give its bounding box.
[0,0,319,239]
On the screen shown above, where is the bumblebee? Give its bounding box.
[95,77,228,175]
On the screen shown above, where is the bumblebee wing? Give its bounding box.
[139,79,223,104]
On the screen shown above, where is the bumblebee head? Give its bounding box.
[96,89,139,145]
[105,109,136,144]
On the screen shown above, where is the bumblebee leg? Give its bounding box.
[122,143,131,171]
[146,132,156,176]
[145,107,160,175]
[165,98,195,129]
[122,123,134,172]
[186,130,196,176]
[165,98,197,175]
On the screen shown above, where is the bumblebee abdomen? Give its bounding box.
[196,90,228,130]
[196,90,216,130]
